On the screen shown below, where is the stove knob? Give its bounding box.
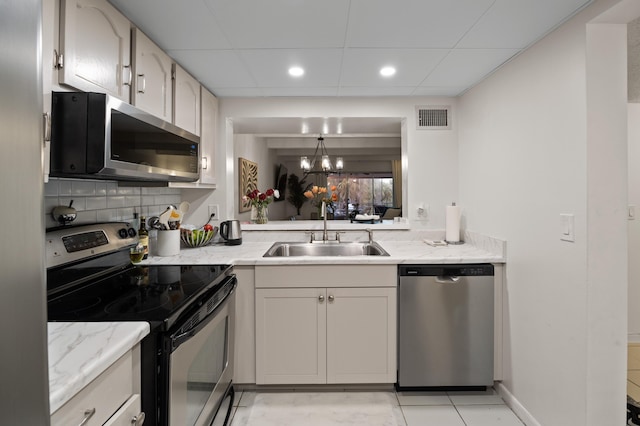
[118,228,128,239]
[128,228,137,238]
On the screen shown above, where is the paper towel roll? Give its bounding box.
[445,204,461,243]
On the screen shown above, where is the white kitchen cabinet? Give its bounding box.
[198,87,218,185]
[234,266,256,384]
[131,28,173,122]
[256,287,327,384]
[326,287,396,384]
[255,265,397,385]
[51,345,143,426]
[58,0,131,101]
[169,86,218,188]
[172,63,200,136]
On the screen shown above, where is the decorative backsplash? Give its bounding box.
[44,178,182,229]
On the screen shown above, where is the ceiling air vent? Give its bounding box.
[416,106,451,130]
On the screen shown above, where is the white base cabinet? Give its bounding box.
[51,346,143,426]
[256,287,327,384]
[255,265,397,385]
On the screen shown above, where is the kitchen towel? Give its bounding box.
[445,203,461,243]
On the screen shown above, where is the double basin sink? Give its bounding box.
[263,241,390,257]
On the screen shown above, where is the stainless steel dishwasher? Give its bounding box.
[397,264,494,390]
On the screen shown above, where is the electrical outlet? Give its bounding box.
[416,203,429,220]
[208,204,219,221]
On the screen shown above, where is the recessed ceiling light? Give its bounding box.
[288,66,304,77]
[380,66,396,77]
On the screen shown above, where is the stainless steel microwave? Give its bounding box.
[50,92,200,182]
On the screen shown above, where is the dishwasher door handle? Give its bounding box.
[435,275,460,284]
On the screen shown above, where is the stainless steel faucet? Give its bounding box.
[366,228,374,244]
[321,202,329,241]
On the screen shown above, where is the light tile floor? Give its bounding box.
[229,388,525,426]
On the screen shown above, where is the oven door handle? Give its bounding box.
[170,276,236,350]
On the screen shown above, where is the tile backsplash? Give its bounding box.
[44,178,182,228]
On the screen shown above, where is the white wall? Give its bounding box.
[458,0,630,424]
[629,104,640,335]
[207,97,459,228]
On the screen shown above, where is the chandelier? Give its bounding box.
[300,135,344,175]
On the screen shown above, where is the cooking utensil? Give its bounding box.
[178,201,190,215]
[158,207,173,230]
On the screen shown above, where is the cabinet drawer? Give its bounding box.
[51,351,133,426]
[103,394,142,426]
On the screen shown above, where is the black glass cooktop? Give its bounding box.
[47,264,231,328]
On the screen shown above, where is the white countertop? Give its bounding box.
[48,322,150,414]
[47,232,504,414]
[140,239,505,266]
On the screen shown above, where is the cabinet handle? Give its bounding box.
[43,112,51,143]
[78,408,96,426]
[136,74,146,94]
[318,295,324,302]
[328,295,334,302]
[123,65,132,86]
[131,411,145,425]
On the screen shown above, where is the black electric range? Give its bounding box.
[46,222,237,425]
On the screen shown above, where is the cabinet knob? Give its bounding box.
[131,411,145,425]
[318,295,325,302]
[328,295,335,302]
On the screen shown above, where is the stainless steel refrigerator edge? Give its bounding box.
[0,0,50,424]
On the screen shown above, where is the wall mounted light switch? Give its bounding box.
[560,214,575,242]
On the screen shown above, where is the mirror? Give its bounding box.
[233,117,404,222]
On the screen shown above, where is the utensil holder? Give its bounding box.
[156,229,180,256]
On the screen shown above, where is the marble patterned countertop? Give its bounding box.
[141,238,505,266]
[48,322,150,414]
[48,229,504,415]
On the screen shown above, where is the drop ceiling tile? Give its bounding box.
[260,87,339,97]
[338,86,417,97]
[340,49,449,87]
[109,0,231,50]
[422,49,520,88]
[412,86,467,97]
[238,49,343,88]
[203,0,350,48]
[457,0,593,48]
[212,87,266,98]
[346,0,494,48]
[167,49,257,88]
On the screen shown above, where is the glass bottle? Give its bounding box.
[138,216,149,259]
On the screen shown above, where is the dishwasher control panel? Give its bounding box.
[399,264,494,277]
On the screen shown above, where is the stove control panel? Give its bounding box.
[46,222,138,268]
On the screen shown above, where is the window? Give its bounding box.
[327,173,394,219]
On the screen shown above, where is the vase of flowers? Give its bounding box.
[304,185,338,219]
[244,188,279,224]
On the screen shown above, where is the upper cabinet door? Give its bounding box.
[59,0,131,101]
[199,87,218,185]
[131,29,172,122]
[173,63,200,136]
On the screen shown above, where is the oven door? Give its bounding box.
[168,277,236,426]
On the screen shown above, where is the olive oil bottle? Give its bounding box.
[138,216,149,259]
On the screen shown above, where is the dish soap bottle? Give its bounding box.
[138,216,149,259]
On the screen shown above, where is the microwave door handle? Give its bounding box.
[171,277,236,349]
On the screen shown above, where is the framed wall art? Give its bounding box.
[239,157,258,213]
